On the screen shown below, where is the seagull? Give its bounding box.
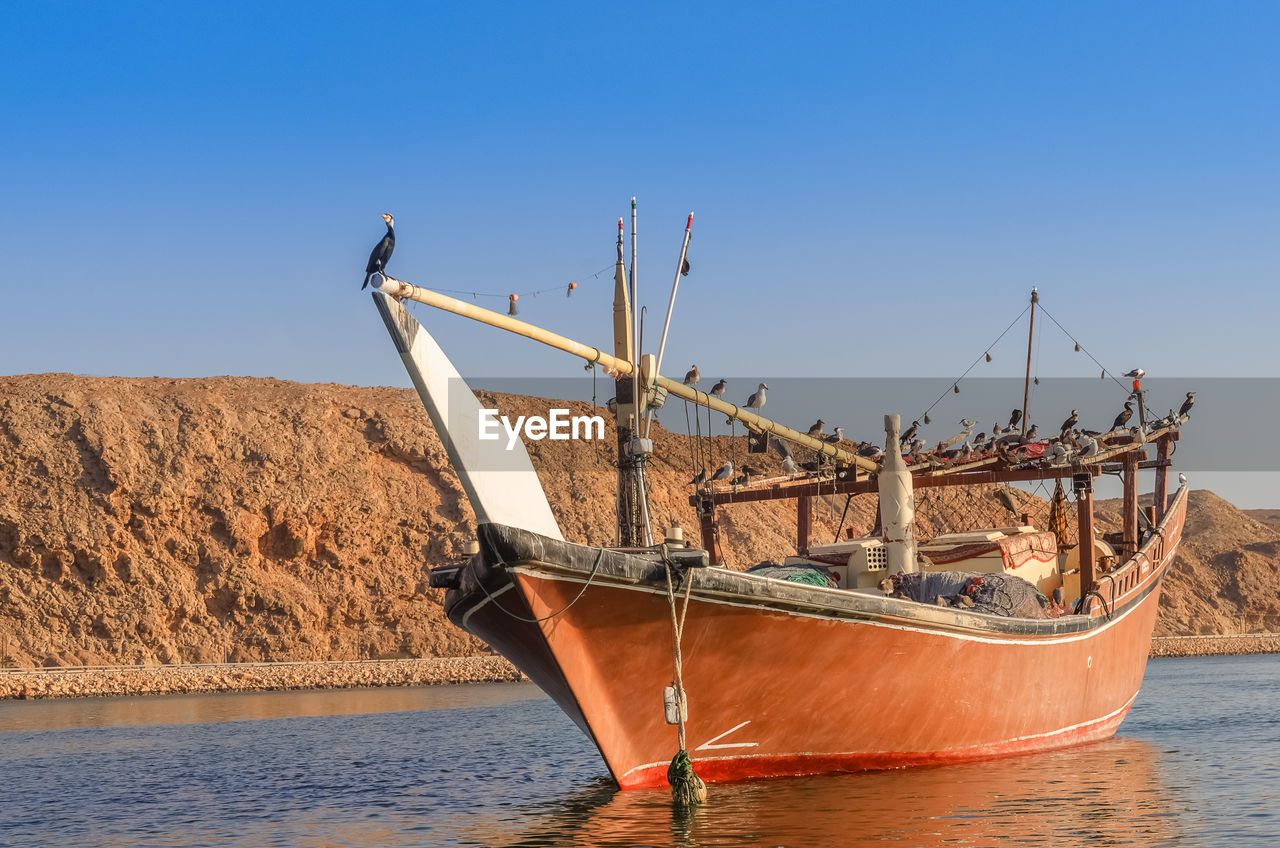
[745,383,768,413]
[1112,401,1134,431]
[711,461,734,481]
[992,421,1004,438]
[362,213,395,289]
[857,443,883,460]
[823,427,845,445]
[972,431,987,448]
[901,420,920,443]
[709,379,727,398]
[1179,392,1196,417]
[732,473,749,486]
[1077,433,1099,459]
[993,488,1020,518]
[1023,424,1039,442]
[1124,368,1146,379]
[741,465,761,479]
[1008,409,1023,430]
[960,418,977,430]
[1178,472,1187,485]
[1060,409,1079,434]
[683,365,700,386]
[782,456,799,475]
[690,469,707,486]
[806,419,826,439]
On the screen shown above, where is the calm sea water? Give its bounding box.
[1,654,1277,847]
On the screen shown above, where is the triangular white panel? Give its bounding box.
[372,291,564,540]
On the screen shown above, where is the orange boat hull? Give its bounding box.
[448,488,1186,790]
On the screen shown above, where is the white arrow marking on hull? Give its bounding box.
[696,720,759,750]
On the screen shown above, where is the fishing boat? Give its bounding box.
[367,209,1191,791]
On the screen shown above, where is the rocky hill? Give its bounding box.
[0,374,1273,666]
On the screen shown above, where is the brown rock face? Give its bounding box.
[0,374,1272,666]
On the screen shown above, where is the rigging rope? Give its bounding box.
[1035,303,1138,399]
[429,262,614,301]
[916,304,1030,424]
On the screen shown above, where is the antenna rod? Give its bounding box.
[630,198,641,418]
[645,212,694,437]
[1021,288,1038,435]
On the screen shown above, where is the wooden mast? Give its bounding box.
[1021,288,1038,436]
[612,217,639,546]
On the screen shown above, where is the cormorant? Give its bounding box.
[1060,409,1079,434]
[1179,392,1196,417]
[1112,401,1134,430]
[362,213,395,290]
[1008,409,1023,430]
[901,420,920,443]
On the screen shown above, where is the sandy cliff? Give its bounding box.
[0,374,1273,667]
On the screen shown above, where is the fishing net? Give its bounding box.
[746,563,837,588]
[889,570,1051,619]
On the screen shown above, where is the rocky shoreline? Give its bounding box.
[0,656,524,700]
[0,636,1275,701]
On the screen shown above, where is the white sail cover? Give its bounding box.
[372,290,564,540]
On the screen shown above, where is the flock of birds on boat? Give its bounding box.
[678,365,1195,490]
[359,215,1195,492]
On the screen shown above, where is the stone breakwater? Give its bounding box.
[1148,634,1280,658]
[0,656,524,700]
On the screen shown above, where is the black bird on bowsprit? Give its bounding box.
[1179,392,1196,417]
[362,213,396,289]
[1112,401,1134,431]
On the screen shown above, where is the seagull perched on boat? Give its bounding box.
[683,365,700,386]
[709,379,727,398]
[1060,409,1079,434]
[1076,433,1099,459]
[823,427,845,445]
[1124,368,1146,379]
[901,420,920,443]
[1179,392,1196,417]
[711,461,734,481]
[806,419,825,439]
[993,488,1020,517]
[744,383,768,413]
[782,455,799,475]
[1112,401,1134,431]
[857,443,883,461]
[959,418,977,430]
[1023,424,1039,442]
[1178,472,1188,485]
[689,469,707,486]
[362,213,395,289]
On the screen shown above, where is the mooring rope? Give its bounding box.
[663,559,706,806]
[470,547,606,623]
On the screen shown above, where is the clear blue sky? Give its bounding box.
[2,3,1277,500]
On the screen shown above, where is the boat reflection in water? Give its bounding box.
[514,737,1182,848]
